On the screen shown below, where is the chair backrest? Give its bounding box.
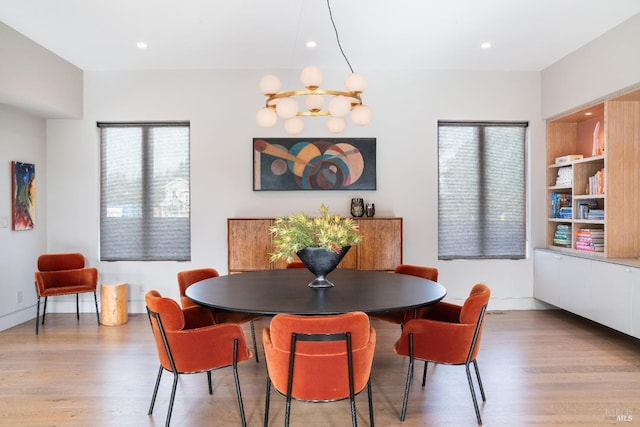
[394,264,438,282]
[264,311,376,401]
[461,284,490,361]
[146,290,186,331]
[460,283,491,324]
[177,268,219,308]
[37,253,86,271]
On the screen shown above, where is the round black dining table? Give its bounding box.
[185,268,447,316]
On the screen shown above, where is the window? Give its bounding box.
[438,121,527,260]
[99,122,190,261]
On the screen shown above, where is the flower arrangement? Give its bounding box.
[269,204,362,263]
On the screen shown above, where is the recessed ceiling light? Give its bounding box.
[136,41,148,49]
[480,42,491,49]
[306,40,317,48]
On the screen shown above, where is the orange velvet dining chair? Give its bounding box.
[393,284,491,424]
[370,264,439,326]
[263,312,376,427]
[177,267,260,362]
[145,290,252,427]
[33,252,100,334]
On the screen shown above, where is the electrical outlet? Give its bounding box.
[16,291,22,303]
[0,216,9,228]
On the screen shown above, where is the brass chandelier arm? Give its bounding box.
[265,89,362,107]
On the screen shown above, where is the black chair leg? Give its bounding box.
[76,293,80,320]
[232,339,247,427]
[148,365,163,415]
[35,295,41,335]
[466,362,483,425]
[473,360,486,401]
[93,291,101,325]
[401,356,414,422]
[207,371,213,394]
[349,389,357,427]
[164,372,179,427]
[42,296,48,326]
[250,320,259,363]
[401,334,415,422]
[367,378,375,427]
[264,376,271,427]
[421,361,428,387]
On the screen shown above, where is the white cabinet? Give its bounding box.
[589,261,634,335]
[534,249,591,318]
[534,249,640,339]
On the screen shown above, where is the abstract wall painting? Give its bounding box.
[11,161,35,230]
[253,138,376,191]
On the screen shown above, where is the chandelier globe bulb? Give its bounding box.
[351,104,372,126]
[275,97,299,120]
[327,116,346,133]
[256,107,277,127]
[300,66,323,90]
[328,95,351,118]
[345,73,367,93]
[259,74,282,95]
[284,116,304,135]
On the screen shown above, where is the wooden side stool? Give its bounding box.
[100,283,128,326]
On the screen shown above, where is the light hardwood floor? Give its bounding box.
[0,309,638,426]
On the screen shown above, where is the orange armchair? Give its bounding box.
[263,311,376,427]
[371,264,439,326]
[33,252,100,334]
[393,284,491,424]
[177,268,260,362]
[145,290,252,427]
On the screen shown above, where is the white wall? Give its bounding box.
[0,105,47,330]
[43,68,545,314]
[542,13,640,118]
[0,22,83,119]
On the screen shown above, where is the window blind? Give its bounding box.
[438,121,527,260]
[99,122,191,261]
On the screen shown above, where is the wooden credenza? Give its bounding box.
[228,217,403,273]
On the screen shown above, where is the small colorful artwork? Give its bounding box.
[11,161,35,230]
[253,138,376,191]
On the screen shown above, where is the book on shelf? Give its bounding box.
[576,200,599,219]
[576,243,604,252]
[551,192,572,218]
[555,166,573,186]
[555,154,583,164]
[586,209,605,220]
[553,223,572,247]
[588,168,605,195]
[559,207,573,219]
[575,227,605,251]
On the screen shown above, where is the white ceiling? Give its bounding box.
[1,0,639,72]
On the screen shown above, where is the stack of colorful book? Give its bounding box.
[553,224,572,248]
[575,228,604,252]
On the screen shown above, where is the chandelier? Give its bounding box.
[256,1,372,135]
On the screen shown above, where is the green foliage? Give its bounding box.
[269,204,362,263]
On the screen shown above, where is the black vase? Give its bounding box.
[296,246,351,288]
